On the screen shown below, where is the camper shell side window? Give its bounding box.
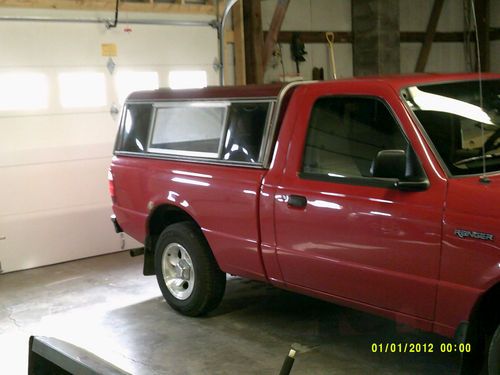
[116,99,274,165]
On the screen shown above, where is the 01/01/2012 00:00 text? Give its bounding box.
[371,343,472,353]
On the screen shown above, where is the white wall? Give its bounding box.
[0,9,219,273]
[261,0,352,82]
[400,0,467,73]
[260,0,498,82]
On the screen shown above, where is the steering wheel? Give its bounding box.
[484,128,500,153]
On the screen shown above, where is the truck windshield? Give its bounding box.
[403,79,500,176]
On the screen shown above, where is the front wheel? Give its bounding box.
[488,324,500,374]
[154,222,226,316]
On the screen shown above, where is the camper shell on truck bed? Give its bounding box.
[115,83,287,167]
[110,74,500,374]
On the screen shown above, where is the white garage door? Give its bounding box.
[0,12,219,273]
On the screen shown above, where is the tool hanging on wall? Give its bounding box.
[291,32,307,74]
[325,32,337,79]
[312,67,324,80]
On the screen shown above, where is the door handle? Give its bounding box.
[287,195,307,208]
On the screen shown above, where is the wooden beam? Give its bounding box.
[243,0,264,84]
[403,31,463,43]
[225,30,235,43]
[268,31,352,44]
[474,0,490,72]
[232,0,246,85]
[0,0,215,14]
[268,29,500,44]
[415,0,445,72]
[262,0,289,69]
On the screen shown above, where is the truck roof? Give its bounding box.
[345,72,500,90]
[126,73,500,102]
[127,83,284,101]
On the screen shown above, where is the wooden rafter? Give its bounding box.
[262,0,289,69]
[415,0,445,73]
[0,0,215,14]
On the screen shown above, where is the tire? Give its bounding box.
[154,222,226,316]
[488,324,500,374]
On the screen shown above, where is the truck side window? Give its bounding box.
[149,104,226,158]
[120,104,152,153]
[302,97,408,179]
[223,102,270,163]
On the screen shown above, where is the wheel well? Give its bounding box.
[148,205,196,237]
[471,283,500,335]
[460,283,500,373]
[143,204,198,275]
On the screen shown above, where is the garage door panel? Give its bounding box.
[0,204,140,273]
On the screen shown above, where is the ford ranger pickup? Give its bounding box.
[109,74,500,374]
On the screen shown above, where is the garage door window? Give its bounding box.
[0,72,49,111]
[58,72,107,109]
[115,71,159,104]
[168,71,207,90]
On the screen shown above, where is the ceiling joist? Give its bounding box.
[0,0,215,14]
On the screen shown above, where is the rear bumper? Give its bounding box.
[110,214,123,233]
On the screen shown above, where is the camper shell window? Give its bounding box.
[149,103,228,158]
[116,99,273,165]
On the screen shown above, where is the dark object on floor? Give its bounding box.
[28,336,130,375]
[279,348,297,375]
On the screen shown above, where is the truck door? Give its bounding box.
[271,87,446,321]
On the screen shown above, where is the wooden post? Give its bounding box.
[352,0,400,76]
[262,0,289,69]
[474,0,490,72]
[415,0,445,72]
[243,0,264,84]
[220,0,231,85]
[232,0,246,85]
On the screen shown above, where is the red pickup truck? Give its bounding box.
[109,73,500,374]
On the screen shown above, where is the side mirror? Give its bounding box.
[372,150,429,191]
[372,150,406,179]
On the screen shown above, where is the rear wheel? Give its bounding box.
[154,222,226,316]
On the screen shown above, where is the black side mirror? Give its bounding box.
[372,150,429,191]
[372,150,406,179]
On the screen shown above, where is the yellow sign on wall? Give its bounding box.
[101,43,117,57]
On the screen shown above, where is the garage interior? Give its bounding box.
[0,0,499,374]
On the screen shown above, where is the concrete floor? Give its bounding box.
[0,251,461,374]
